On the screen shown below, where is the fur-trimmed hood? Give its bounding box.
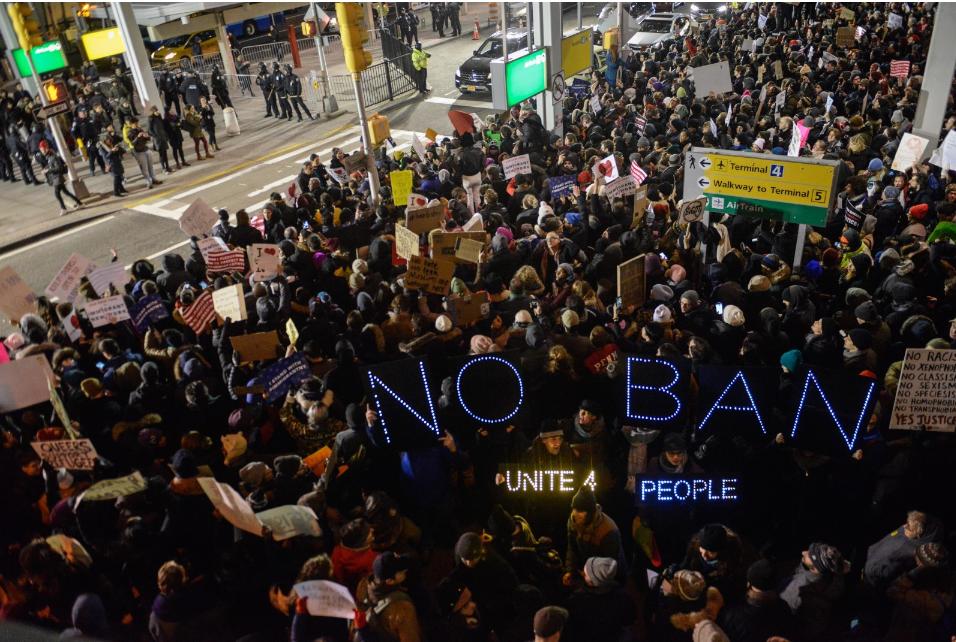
[670,586,724,632]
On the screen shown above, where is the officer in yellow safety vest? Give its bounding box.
[412,42,431,95]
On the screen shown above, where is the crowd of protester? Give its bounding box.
[3,2,956,641]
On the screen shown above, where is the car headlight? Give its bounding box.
[164,52,176,60]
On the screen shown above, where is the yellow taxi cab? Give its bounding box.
[150,30,219,66]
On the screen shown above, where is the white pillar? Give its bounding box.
[0,8,37,94]
[112,1,162,111]
[216,14,238,77]
[912,2,956,153]
[532,2,563,135]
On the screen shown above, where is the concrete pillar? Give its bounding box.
[532,2,563,136]
[216,14,238,78]
[912,2,956,153]
[112,1,162,111]
[0,8,37,94]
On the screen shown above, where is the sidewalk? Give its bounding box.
[0,7,496,255]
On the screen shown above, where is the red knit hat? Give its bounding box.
[908,203,929,220]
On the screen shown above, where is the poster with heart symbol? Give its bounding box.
[592,154,619,182]
[248,244,281,281]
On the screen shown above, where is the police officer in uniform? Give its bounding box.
[284,65,314,122]
[272,62,292,121]
[256,62,278,118]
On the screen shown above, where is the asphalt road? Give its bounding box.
[0,7,605,330]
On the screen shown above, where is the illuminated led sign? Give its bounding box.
[638,477,739,503]
[500,467,596,493]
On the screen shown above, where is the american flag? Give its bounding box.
[630,160,648,185]
[855,25,866,40]
[206,249,247,273]
[890,60,910,78]
[180,289,216,334]
[634,116,647,136]
[250,215,266,234]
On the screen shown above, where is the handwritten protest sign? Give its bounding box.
[179,198,218,238]
[430,231,486,263]
[48,381,73,437]
[45,254,94,302]
[212,283,247,321]
[405,203,445,235]
[84,295,130,327]
[130,295,168,334]
[548,175,577,199]
[592,154,619,181]
[342,150,367,173]
[294,581,357,619]
[248,244,281,281]
[404,255,455,295]
[887,12,903,30]
[0,354,55,412]
[688,61,733,95]
[390,169,414,206]
[88,263,127,296]
[198,477,264,535]
[617,254,646,309]
[454,237,484,264]
[395,223,420,260]
[890,349,956,432]
[0,266,37,322]
[605,175,639,199]
[407,193,428,209]
[836,27,855,47]
[448,293,489,326]
[80,472,147,502]
[256,505,322,541]
[32,439,97,471]
[230,331,281,363]
[891,133,930,171]
[411,133,427,159]
[503,154,531,180]
[197,236,228,262]
[679,197,707,223]
[258,352,312,402]
[590,94,602,114]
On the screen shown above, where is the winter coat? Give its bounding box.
[355,576,422,642]
[331,544,377,595]
[564,581,636,642]
[779,564,846,638]
[864,518,943,591]
[565,506,627,577]
[718,591,796,642]
[449,549,520,632]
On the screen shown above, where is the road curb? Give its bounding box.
[0,211,117,256]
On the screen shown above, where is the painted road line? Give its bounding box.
[0,215,116,260]
[425,96,494,109]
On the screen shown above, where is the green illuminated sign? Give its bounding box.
[505,48,546,107]
[12,40,68,77]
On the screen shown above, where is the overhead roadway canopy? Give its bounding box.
[90,2,307,41]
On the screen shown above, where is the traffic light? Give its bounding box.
[301,20,317,37]
[42,79,68,104]
[336,3,372,73]
[7,2,43,52]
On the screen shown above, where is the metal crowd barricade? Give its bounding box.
[305,53,418,111]
[239,41,293,66]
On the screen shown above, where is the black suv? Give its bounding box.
[455,30,528,94]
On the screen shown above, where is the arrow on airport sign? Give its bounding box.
[699,157,711,169]
[697,176,711,188]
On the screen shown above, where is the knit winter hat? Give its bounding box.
[571,485,597,514]
[435,314,453,333]
[916,542,950,568]
[470,334,495,354]
[848,328,873,351]
[808,542,851,575]
[681,290,700,305]
[239,461,271,489]
[653,304,673,323]
[650,284,674,301]
[722,304,745,327]
[533,606,569,637]
[780,349,803,373]
[748,275,771,292]
[854,301,881,323]
[584,557,618,587]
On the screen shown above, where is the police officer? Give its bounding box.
[5,125,40,185]
[256,62,277,118]
[210,64,233,109]
[272,62,292,121]
[160,71,181,116]
[284,65,314,122]
[178,72,208,110]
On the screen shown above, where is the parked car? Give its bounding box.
[625,12,698,52]
[455,29,528,94]
[150,31,219,65]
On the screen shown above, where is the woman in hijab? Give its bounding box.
[781,284,816,345]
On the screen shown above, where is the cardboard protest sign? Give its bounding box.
[424,127,438,141]
[405,203,445,235]
[294,581,357,619]
[45,254,94,302]
[48,381,74,437]
[248,244,282,281]
[212,283,248,321]
[390,169,414,206]
[256,505,322,541]
[839,7,855,20]
[395,223,421,260]
[197,236,228,262]
[548,175,577,199]
[605,175,638,199]
[447,293,489,326]
[341,150,367,174]
[179,198,218,238]
[891,133,930,171]
[688,61,733,95]
[632,186,649,221]
[592,154,619,181]
[286,318,299,347]
[430,231,486,264]
[503,154,532,180]
[84,295,131,328]
[198,477,264,535]
[617,254,646,309]
[0,266,37,322]
[257,352,312,402]
[590,94,602,114]
[230,331,282,363]
[404,255,455,295]
[887,12,903,29]
[836,27,855,47]
[88,263,127,296]
[454,237,484,264]
[80,472,147,502]
[0,355,55,412]
[32,439,97,471]
[890,349,956,432]
[774,89,786,113]
[411,133,427,159]
[678,197,707,223]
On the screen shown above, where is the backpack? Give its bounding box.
[363,590,412,642]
